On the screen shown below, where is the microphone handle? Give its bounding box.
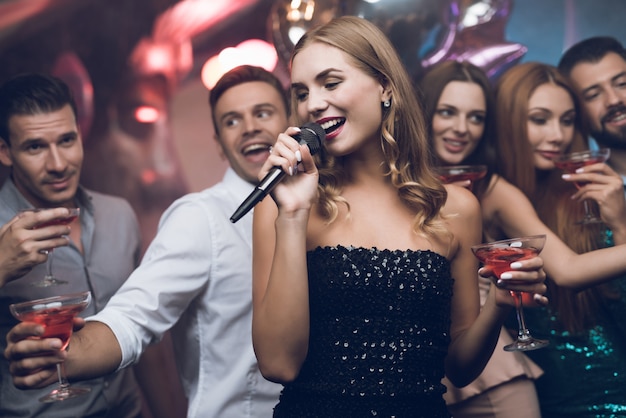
[230,122,325,223]
[229,168,286,223]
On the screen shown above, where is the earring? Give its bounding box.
[383,99,391,108]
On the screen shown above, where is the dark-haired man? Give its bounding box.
[5,65,288,417]
[0,73,145,416]
[559,36,626,192]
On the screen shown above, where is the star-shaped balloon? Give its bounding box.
[421,0,527,80]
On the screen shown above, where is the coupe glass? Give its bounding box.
[553,148,611,224]
[435,165,487,191]
[18,208,80,287]
[10,291,92,402]
[471,235,548,352]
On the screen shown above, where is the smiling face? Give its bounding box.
[0,104,83,208]
[290,42,390,157]
[526,83,576,170]
[432,81,486,165]
[568,52,626,150]
[213,81,289,184]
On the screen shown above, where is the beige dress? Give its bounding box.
[442,275,543,405]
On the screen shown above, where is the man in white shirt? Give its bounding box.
[558,36,626,195]
[5,65,288,417]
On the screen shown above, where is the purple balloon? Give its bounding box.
[421,0,527,79]
[269,0,527,81]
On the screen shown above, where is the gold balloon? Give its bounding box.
[270,0,342,67]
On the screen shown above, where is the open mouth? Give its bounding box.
[242,143,272,156]
[319,118,345,135]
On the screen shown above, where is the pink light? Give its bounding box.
[141,169,157,185]
[201,39,278,90]
[145,44,172,73]
[135,106,160,123]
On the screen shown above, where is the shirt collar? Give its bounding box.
[222,167,255,199]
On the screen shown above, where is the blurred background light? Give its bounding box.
[201,38,278,89]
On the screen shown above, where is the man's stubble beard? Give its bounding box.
[591,104,626,150]
[591,124,626,151]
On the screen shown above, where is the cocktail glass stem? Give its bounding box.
[32,251,67,287]
[579,200,602,224]
[513,292,531,341]
[504,291,549,352]
[45,253,54,281]
[57,363,66,387]
[39,362,90,402]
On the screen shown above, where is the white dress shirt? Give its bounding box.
[90,168,282,418]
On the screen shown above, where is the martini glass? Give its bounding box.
[9,291,92,402]
[553,148,611,224]
[18,208,80,287]
[435,165,487,191]
[471,235,548,352]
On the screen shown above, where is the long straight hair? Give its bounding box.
[418,60,497,200]
[495,62,618,332]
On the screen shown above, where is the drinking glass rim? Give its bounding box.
[471,234,546,251]
[435,164,488,172]
[18,207,80,215]
[9,291,92,311]
[554,148,611,161]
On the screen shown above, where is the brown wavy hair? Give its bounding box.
[290,16,448,238]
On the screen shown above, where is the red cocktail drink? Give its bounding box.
[553,149,611,224]
[471,235,548,352]
[9,291,92,402]
[553,156,606,173]
[473,246,540,278]
[16,304,85,350]
[435,165,487,191]
[35,213,79,228]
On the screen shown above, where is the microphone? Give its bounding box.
[230,122,326,223]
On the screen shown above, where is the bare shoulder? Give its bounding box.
[485,174,526,200]
[438,185,482,263]
[442,184,481,219]
[482,175,533,214]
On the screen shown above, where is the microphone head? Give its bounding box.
[298,122,326,155]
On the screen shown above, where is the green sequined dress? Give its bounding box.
[524,230,626,417]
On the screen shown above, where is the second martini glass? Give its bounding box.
[18,208,80,287]
[553,148,611,225]
[435,165,487,191]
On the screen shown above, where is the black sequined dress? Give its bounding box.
[273,246,454,417]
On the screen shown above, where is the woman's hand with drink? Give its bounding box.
[479,255,548,307]
[0,208,73,287]
[473,235,549,351]
[562,162,626,239]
